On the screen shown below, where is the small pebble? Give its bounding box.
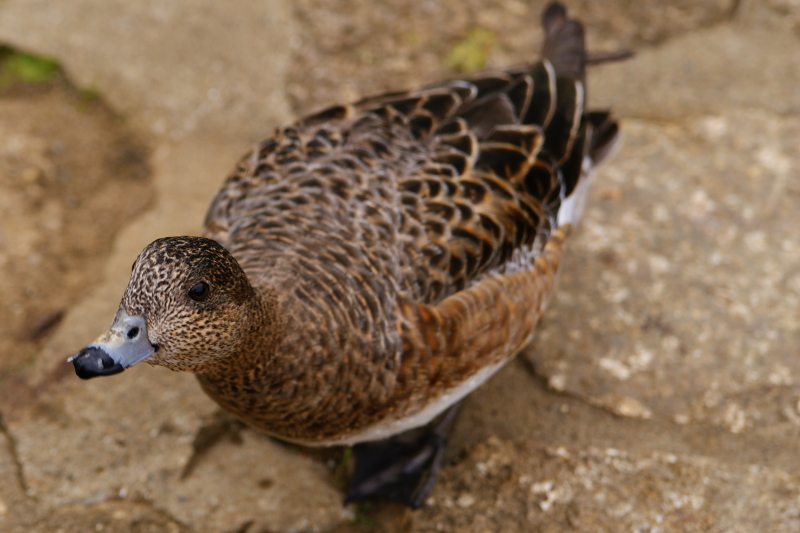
[456,493,475,508]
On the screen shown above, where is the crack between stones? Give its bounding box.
[0,410,35,501]
[519,353,656,422]
[129,496,198,533]
[0,410,198,532]
[728,0,743,19]
[57,496,201,533]
[518,354,600,408]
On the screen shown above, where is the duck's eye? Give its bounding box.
[188,282,210,301]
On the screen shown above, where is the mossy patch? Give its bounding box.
[0,48,59,86]
[78,87,102,102]
[335,446,354,490]
[446,27,496,72]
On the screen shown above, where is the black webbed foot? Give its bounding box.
[344,404,459,509]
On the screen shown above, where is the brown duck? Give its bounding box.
[70,2,621,507]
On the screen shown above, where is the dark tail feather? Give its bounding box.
[540,2,586,80]
[586,111,620,165]
[587,50,635,65]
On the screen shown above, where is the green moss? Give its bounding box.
[446,27,496,72]
[78,87,101,102]
[0,49,59,85]
[349,502,375,527]
[334,446,354,490]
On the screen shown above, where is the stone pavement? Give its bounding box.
[1,1,799,531]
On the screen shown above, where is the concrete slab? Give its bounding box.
[589,23,800,119]
[417,437,800,532]
[0,0,294,141]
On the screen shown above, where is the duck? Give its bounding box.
[69,2,621,508]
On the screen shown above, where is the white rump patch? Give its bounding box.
[557,156,593,227]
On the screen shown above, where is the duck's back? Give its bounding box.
[200,4,619,443]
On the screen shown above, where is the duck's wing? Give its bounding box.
[380,3,619,393]
[338,2,618,301]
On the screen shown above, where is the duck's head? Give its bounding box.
[70,236,263,378]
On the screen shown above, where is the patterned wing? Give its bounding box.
[387,3,619,401]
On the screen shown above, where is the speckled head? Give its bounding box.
[71,236,265,378]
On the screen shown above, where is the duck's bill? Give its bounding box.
[68,308,155,379]
[70,346,126,378]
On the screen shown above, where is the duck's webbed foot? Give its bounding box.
[344,404,459,509]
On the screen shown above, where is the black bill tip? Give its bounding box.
[71,346,125,379]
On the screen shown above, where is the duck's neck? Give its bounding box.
[195,283,279,375]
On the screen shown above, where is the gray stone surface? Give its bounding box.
[0,0,294,141]
[529,110,800,435]
[418,438,800,532]
[12,365,342,530]
[590,24,800,119]
[1,0,799,532]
